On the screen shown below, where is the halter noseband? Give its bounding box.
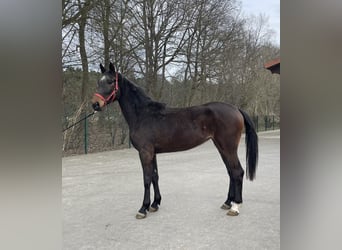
[94,72,119,105]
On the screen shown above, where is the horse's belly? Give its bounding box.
[155,128,212,153]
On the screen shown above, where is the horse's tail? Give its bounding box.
[239,109,258,181]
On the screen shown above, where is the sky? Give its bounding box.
[240,0,280,46]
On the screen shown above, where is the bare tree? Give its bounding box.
[126,0,192,99]
[177,0,240,106]
[62,0,95,102]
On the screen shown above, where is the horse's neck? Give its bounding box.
[117,79,143,129]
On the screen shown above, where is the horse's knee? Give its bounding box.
[144,182,151,189]
[139,147,154,162]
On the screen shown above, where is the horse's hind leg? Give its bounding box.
[221,169,235,210]
[214,140,244,216]
[226,156,244,216]
[150,155,161,212]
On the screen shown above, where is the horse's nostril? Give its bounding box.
[92,102,100,111]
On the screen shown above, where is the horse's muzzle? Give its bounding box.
[92,102,102,111]
[91,94,106,111]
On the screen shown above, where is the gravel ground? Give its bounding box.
[63,130,280,250]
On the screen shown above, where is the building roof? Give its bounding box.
[264,58,280,74]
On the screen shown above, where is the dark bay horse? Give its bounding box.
[91,63,258,219]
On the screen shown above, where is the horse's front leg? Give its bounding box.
[136,148,154,219]
[150,154,161,212]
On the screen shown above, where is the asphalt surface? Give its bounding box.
[63,130,280,250]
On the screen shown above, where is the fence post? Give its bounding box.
[264,116,267,131]
[273,115,275,130]
[254,116,258,132]
[84,113,88,154]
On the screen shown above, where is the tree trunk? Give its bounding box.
[103,0,110,66]
[78,0,89,102]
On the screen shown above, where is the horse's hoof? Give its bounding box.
[136,212,147,219]
[149,206,159,212]
[221,203,231,210]
[227,209,239,216]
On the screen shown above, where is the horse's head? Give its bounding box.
[91,62,119,111]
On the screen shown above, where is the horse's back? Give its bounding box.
[162,102,242,130]
[203,101,239,113]
[165,101,238,116]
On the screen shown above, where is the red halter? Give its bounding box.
[94,72,119,105]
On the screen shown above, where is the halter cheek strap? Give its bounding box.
[94,72,119,105]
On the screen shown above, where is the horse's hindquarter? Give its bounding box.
[205,102,244,136]
[206,102,244,150]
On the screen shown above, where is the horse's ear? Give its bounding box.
[100,63,106,73]
[109,62,116,73]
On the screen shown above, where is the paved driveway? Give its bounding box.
[63,130,280,249]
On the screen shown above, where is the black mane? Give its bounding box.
[123,77,166,115]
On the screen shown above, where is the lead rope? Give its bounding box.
[62,111,97,132]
